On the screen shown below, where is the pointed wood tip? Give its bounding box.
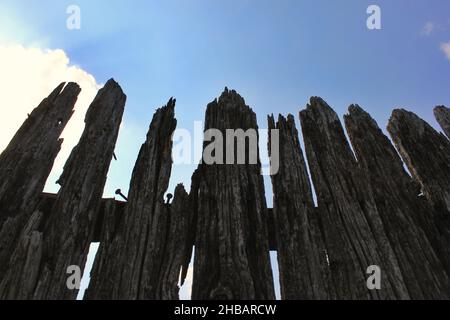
[301,96,339,124]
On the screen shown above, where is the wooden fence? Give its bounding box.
[0,80,449,300]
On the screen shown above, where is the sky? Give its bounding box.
[0,0,449,300]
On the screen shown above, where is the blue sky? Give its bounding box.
[1,0,449,300]
[1,0,449,196]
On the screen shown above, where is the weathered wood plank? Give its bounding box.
[2,82,450,300]
[268,114,333,300]
[157,184,191,300]
[434,106,450,139]
[84,199,126,300]
[344,105,450,299]
[179,169,201,290]
[87,99,178,300]
[31,78,126,300]
[0,83,80,283]
[388,109,450,215]
[115,99,177,300]
[0,79,126,300]
[192,88,275,300]
[299,97,409,300]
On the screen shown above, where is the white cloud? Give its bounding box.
[0,44,101,193]
[421,22,435,36]
[440,42,450,60]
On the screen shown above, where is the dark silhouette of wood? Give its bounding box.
[86,99,184,300]
[0,79,126,300]
[191,88,275,300]
[434,106,450,139]
[157,184,191,300]
[34,79,125,300]
[388,109,450,216]
[84,198,125,299]
[179,169,201,290]
[114,98,177,300]
[0,83,80,284]
[344,105,450,299]
[87,184,192,300]
[1,83,450,301]
[268,114,333,300]
[266,209,277,251]
[299,97,409,300]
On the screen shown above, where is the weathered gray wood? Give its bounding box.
[268,114,333,300]
[0,83,80,283]
[116,99,177,300]
[2,82,450,300]
[266,209,277,251]
[0,206,45,299]
[0,79,126,300]
[87,99,179,300]
[192,88,275,300]
[87,185,192,301]
[179,169,201,290]
[388,109,450,215]
[299,97,409,300]
[434,106,450,139]
[157,184,191,300]
[84,199,126,300]
[32,78,125,300]
[344,105,450,299]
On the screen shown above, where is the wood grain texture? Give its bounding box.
[345,105,450,299]
[1,84,450,300]
[300,97,409,300]
[86,99,190,300]
[268,114,333,300]
[388,109,450,216]
[84,198,126,300]
[434,106,450,139]
[0,83,80,287]
[191,88,275,300]
[0,79,125,300]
